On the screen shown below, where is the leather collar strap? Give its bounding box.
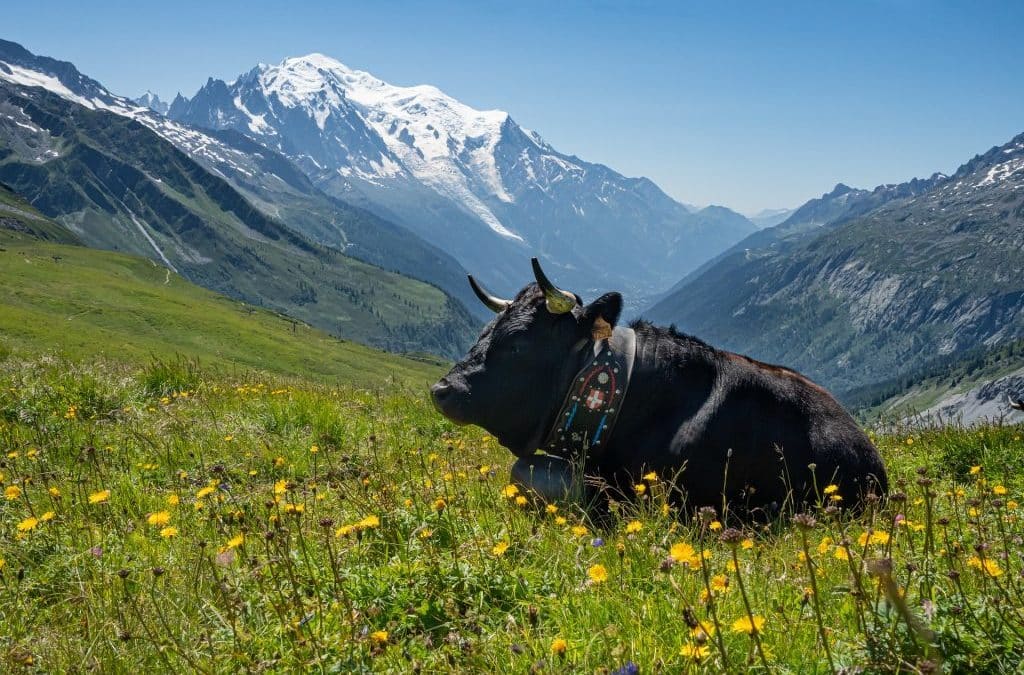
[541,326,637,461]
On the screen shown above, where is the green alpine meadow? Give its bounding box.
[3,4,1024,673]
[0,349,1022,672]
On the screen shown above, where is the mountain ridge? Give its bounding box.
[169,52,757,304]
[0,38,485,316]
[0,72,476,357]
[646,132,1024,393]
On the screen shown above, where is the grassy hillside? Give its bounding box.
[0,234,442,387]
[0,82,476,357]
[0,353,1021,672]
[0,182,80,244]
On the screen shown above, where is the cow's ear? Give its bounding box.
[579,292,622,341]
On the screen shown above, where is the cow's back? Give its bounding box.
[596,324,887,512]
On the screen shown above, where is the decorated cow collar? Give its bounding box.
[541,325,637,462]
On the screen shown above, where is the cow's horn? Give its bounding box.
[1009,395,1024,411]
[531,257,577,314]
[468,275,510,313]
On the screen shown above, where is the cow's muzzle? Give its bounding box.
[430,378,469,425]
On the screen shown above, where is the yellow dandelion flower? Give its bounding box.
[160,526,178,538]
[905,437,914,446]
[690,621,715,638]
[147,511,171,527]
[643,471,658,481]
[625,520,643,534]
[17,516,38,532]
[40,511,54,522]
[731,615,765,635]
[418,529,433,540]
[545,504,558,514]
[741,538,754,550]
[571,525,588,537]
[587,563,609,584]
[1008,500,1019,510]
[834,547,849,561]
[829,494,843,503]
[550,637,567,655]
[433,497,446,512]
[358,515,380,529]
[513,495,528,507]
[823,484,839,495]
[309,445,319,454]
[670,542,698,565]
[711,574,730,593]
[223,435,234,442]
[970,465,982,475]
[166,494,180,507]
[555,515,567,525]
[4,485,22,500]
[857,530,891,547]
[335,525,355,538]
[491,541,510,556]
[370,630,388,645]
[680,643,709,660]
[48,486,61,498]
[817,536,833,555]
[634,483,647,495]
[196,486,215,499]
[967,555,1003,577]
[274,480,287,495]
[88,489,110,504]
[224,533,245,550]
[274,456,286,467]
[709,520,722,531]
[993,485,1008,496]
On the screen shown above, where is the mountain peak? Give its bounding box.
[828,183,855,197]
[281,52,353,73]
[134,89,169,114]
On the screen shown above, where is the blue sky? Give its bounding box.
[5,1,1023,213]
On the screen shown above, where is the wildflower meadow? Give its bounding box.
[1,354,1022,672]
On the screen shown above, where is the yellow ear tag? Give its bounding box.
[592,316,613,341]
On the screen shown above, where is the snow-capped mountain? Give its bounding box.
[0,39,485,315]
[170,53,756,302]
[134,90,169,114]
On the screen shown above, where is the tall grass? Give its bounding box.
[0,355,1021,672]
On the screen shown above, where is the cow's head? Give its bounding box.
[431,258,622,458]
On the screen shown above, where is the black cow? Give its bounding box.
[431,259,888,515]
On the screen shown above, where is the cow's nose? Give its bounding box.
[430,379,454,410]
